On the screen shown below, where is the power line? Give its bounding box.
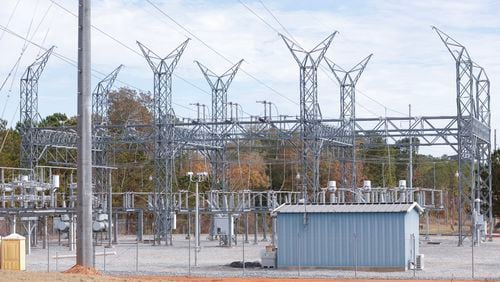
[144,0,298,106]
[0,0,21,42]
[1,0,50,120]
[304,10,408,116]
[49,0,209,99]
[0,24,196,116]
[258,0,297,43]
[244,0,408,117]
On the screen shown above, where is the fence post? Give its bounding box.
[46,240,50,272]
[136,239,139,272]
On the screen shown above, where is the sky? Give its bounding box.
[0,0,499,156]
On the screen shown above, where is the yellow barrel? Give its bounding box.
[1,233,25,270]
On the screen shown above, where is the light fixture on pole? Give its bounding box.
[187,171,208,267]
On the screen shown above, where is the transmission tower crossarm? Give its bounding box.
[349,54,373,85]
[324,57,346,83]
[195,60,218,89]
[279,33,305,65]
[432,26,470,62]
[93,64,123,94]
[472,61,488,81]
[280,32,337,67]
[195,59,244,91]
[325,54,372,86]
[137,38,190,73]
[92,65,123,127]
[308,32,337,65]
[21,45,55,81]
[220,59,244,91]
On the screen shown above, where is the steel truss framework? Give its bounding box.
[17,28,492,245]
[19,47,55,173]
[92,65,122,209]
[137,39,190,245]
[280,33,336,202]
[326,54,372,189]
[195,60,243,192]
[433,27,492,245]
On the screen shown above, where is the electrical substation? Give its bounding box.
[0,0,497,280]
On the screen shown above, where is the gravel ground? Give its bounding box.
[26,234,500,280]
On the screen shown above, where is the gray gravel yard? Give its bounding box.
[26,234,500,280]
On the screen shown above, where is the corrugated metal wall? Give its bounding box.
[404,210,420,267]
[277,212,418,269]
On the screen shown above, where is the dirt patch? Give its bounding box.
[62,264,102,275]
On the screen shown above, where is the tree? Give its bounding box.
[39,113,76,127]
[227,151,269,190]
[0,119,6,131]
[394,137,420,184]
[106,88,154,199]
[0,127,20,167]
[359,135,396,187]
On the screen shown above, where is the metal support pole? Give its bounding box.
[113,213,118,244]
[195,181,199,266]
[254,213,258,244]
[10,215,16,233]
[135,239,139,272]
[409,104,413,192]
[425,210,430,240]
[47,230,50,272]
[242,228,246,275]
[262,212,268,241]
[27,221,31,255]
[103,246,106,272]
[108,171,112,247]
[271,216,277,246]
[245,212,249,243]
[76,0,93,267]
[433,162,436,189]
[188,211,191,275]
[228,212,232,247]
[69,215,74,251]
[137,209,144,242]
[43,216,48,249]
[494,129,497,151]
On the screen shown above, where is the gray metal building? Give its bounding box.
[274,203,423,271]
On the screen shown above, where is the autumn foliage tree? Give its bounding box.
[227,151,269,191]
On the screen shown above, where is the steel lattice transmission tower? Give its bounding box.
[281,33,336,201]
[195,60,243,192]
[19,46,55,173]
[472,62,492,241]
[92,65,122,205]
[326,54,372,189]
[433,26,492,245]
[137,39,190,245]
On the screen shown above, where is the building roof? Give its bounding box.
[273,202,424,214]
[2,233,25,240]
